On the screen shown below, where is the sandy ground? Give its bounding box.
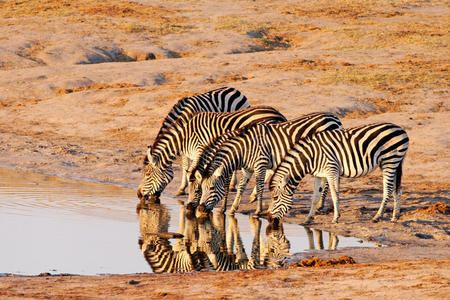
[0,0,449,298]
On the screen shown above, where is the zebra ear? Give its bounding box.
[146,147,158,165]
[213,166,223,178]
[194,169,203,182]
[281,174,290,186]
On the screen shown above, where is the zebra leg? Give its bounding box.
[328,232,339,250]
[391,161,404,222]
[229,171,238,192]
[303,177,324,224]
[176,155,189,196]
[315,229,324,250]
[248,215,261,269]
[316,178,330,213]
[220,174,232,214]
[253,168,267,217]
[327,174,341,223]
[372,168,395,222]
[249,169,273,203]
[391,183,402,222]
[230,170,252,215]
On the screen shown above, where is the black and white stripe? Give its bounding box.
[137,106,287,206]
[156,86,250,136]
[268,123,409,225]
[192,112,343,215]
[141,87,250,198]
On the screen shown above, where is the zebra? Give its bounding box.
[138,203,201,273]
[190,112,343,216]
[141,86,250,199]
[137,106,287,208]
[268,123,409,226]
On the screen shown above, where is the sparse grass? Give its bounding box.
[214,15,272,34]
[255,58,351,71]
[214,16,291,50]
[0,0,190,35]
[0,0,177,19]
[343,97,407,118]
[320,58,449,91]
[324,17,449,50]
[278,0,435,19]
[55,83,139,95]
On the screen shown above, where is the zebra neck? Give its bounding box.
[293,141,314,179]
[223,129,264,174]
[152,124,186,167]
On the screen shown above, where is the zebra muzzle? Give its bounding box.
[185,202,198,219]
[196,203,210,220]
[266,212,281,231]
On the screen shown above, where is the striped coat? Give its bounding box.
[269,123,409,225]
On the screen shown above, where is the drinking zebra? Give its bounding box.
[191,112,343,216]
[141,86,250,198]
[268,123,409,226]
[137,106,287,208]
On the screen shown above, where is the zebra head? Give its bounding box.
[268,170,293,225]
[186,171,203,211]
[196,167,226,217]
[137,147,174,201]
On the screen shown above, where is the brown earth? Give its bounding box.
[0,0,448,298]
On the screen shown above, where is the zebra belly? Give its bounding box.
[340,163,377,178]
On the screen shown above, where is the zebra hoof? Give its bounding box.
[371,216,380,223]
[390,217,399,222]
[332,218,339,224]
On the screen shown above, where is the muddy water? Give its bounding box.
[0,167,375,275]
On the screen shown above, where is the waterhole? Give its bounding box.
[0,167,375,275]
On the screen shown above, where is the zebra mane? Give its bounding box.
[150,87,243,154]
[150,97,192,152]
[202,124,264,178]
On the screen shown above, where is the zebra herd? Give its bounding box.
[137,87,409,227]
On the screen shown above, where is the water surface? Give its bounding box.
[0,167,374,275]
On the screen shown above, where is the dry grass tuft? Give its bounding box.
[291,256,356,268]
[414,202,450,215]
[55,83,139,95]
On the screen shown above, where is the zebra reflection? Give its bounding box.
[304,227,339,250]
[138,202,199,273]
[138,202,262,273]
